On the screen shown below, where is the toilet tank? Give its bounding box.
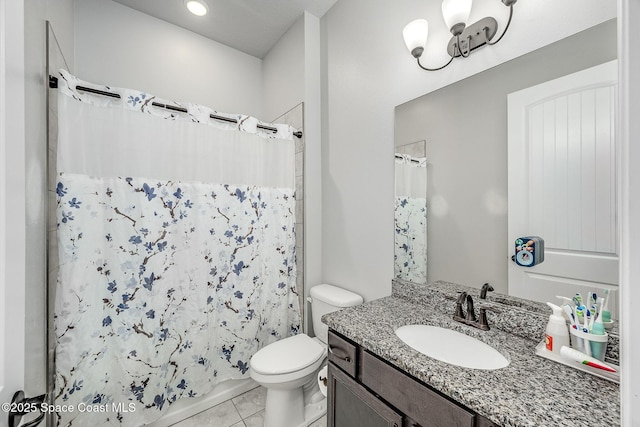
[309,284,363,344]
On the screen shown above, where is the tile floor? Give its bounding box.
[170,386,327,427]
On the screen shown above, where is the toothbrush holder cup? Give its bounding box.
[569,327,608,361]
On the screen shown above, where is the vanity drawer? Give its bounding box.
[328,330,357,377]
[360,350,475,427]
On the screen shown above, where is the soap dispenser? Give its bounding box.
[545,302,570,354]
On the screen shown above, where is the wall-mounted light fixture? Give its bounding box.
[403,0,517,71]
[184,0,209,16]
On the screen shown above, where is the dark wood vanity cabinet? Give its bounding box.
[328,365,403,427]
[327,330,500,427]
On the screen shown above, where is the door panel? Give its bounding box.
[507,60,619,317]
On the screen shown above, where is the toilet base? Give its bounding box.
[298,397,326,427]
[263,390,327,427]
[264,388,304,427]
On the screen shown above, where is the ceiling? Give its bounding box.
[111,0,339,59]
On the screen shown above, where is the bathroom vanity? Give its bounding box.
[323,280,620,426]
[327,330,497,427]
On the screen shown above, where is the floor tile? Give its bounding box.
[172,399,242,427]
[231,386,267,419]
[309,415,327,427]
[172,385,327,427]
[169,417,192,427]
[242,410,264,427]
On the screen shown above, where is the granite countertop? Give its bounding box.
[322,281,620,427]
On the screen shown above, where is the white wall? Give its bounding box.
[320,0,617,302]
[1,0,27,407]
[75,0,264,119]
[262,12,324,334]
[303,12,323,300]
[262,16,305,122]
[0,0,74,405]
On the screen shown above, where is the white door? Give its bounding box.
[507,60,619,317]
[1,0,27,425]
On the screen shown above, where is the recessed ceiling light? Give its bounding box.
[185,0,208,16]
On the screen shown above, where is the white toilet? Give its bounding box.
[249,284,363,427]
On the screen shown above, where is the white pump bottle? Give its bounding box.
[545,302,570,354]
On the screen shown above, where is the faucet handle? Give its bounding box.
[476,302,500,312]
[475,303,499,330]
[477,307,490,330]
[454,292,466,319]
[465,295,477,323]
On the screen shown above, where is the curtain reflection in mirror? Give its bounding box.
[394,145,427,283]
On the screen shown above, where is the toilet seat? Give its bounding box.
[251,334,325,375]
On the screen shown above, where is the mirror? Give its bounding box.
[394,19,618,314]
[394,141,427,283]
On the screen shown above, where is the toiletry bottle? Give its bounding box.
[545,302,570,354]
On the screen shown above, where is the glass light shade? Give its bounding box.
[402,19,429,55]
[441,0,472,32]
[185,0,208,16]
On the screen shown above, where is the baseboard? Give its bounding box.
[147,378,259,427]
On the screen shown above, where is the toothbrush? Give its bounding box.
[596,296,604,315]
[582,307,593,356]
[560,346,617,373]
[583,307,591,333]
[556,295,574,306]
[562,304,577,329]
[573,293,583,307]
[592,311,606,335]
[589,304,598,329]
[602,289,612,322]
[588,292,597,308]
[575,305,587,332]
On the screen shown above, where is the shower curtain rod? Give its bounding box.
[395,154,422,164]
[49,75,303,139]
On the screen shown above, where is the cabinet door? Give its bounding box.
[328,362,403,427]
[360,350,475,427]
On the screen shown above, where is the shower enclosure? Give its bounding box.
[45,53,305,425]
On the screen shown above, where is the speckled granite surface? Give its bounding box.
[323,280,620,427]
[393,279,620,365]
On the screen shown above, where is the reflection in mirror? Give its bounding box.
[394,141,427,283]
[394,20,618,312]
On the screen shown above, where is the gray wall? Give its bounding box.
[394,19,617,293]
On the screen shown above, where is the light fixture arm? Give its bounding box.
[404,0,518,72]
[415,55,454,72]
[455,34,472,57]
[484,3,514,46]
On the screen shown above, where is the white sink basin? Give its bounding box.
[395,325,509,370]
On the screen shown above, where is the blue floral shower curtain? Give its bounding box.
[54,70,300,426]
[394,154,427,283]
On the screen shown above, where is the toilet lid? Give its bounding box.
[250,334,325,375]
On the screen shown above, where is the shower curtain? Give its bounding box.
[53,70,300,426]
[394,154,427,283]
